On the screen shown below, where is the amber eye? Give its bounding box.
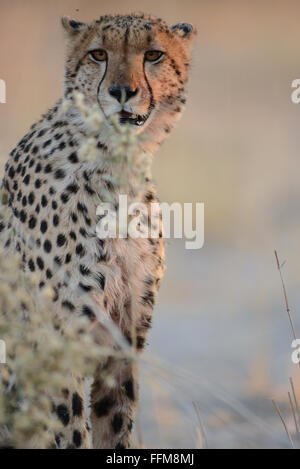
[89,49,108,62]
[145,50,164,63]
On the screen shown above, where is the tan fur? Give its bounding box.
[1,13,195,449]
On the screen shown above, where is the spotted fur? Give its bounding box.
[1,13,195,449]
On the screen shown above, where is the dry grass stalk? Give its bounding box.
[272,400,294,448]
[288,391,300,443]
[192,401,207,449]
[274,250,298,342]
[289,377,300,432]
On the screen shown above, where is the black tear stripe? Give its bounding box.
[96,59,108,116]
[143,59,156,114]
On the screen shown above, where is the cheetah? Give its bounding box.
[0,13,196,449]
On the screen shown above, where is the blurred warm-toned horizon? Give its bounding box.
[2,0,300,448]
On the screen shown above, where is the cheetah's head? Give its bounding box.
[62,14,196,151]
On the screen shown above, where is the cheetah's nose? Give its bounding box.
[109,85,138,103]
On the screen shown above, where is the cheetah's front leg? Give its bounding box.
[90,358,137,449]
[52,377,90,449]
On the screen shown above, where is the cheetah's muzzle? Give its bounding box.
[118,109,152,127]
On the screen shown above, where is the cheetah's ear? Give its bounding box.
[61,16,88,37]
[171,23,196,42]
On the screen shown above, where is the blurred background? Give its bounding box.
[1,0,300,448]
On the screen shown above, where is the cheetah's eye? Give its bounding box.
[145,50,164,63]
[89,49,108,62]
